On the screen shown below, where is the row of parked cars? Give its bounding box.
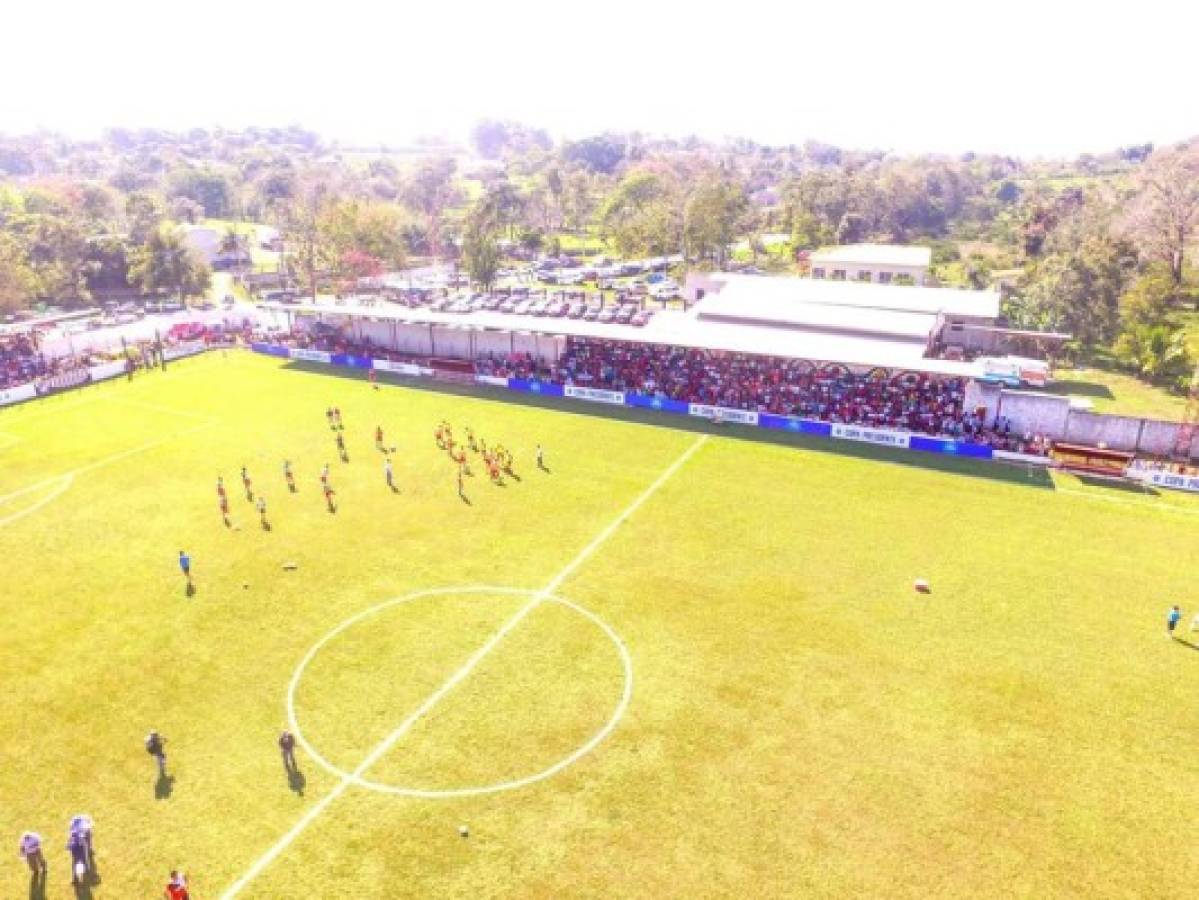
[425,294,657,327]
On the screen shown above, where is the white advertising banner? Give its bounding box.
[163,340,206,361]
[565,385,626,405]
[372,359,425,376]
[475,375,509,387]
[688,404,759,426]
[830,423,913,449]
[0,383,37,406]
[1128,470,1199,494]
[289,348,332,363]
[88,361,128,382]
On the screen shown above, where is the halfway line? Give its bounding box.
[220,434,708,899]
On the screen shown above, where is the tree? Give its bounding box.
[1018,237,1128,345]
[598,171,682,257]
[318,200,407,287]
[0,235,37,313]
[128,226,212,301]
[563,135,626,174]
[125,192,163,243]
[1114,324,1190,379]
[1119,262,1178,328]
[683,174,748,266]
[279,176,332,301]
[1123,144,1199,283]
[402,158,461,259]
[461,206,501,291]
[167,167,234,218]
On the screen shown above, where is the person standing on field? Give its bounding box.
[146,730,168,777]
[19,831,46,878]
[1166,604,1182,637]
[165,869,190,899]
[279,730,298,772]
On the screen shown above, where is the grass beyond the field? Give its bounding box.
[0,352,1196,899]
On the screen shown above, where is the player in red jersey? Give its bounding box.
[375,426,384,451]
[240,466,253,501]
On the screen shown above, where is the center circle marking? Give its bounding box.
[287,586,634,798]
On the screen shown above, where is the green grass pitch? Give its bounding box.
[1,351,1196,898]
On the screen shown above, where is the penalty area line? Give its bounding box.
[219,433,708,899]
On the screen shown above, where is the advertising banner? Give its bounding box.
[757,414,832,436]
[688,404,759,426]
[288,348,332,363]
[372,359,426,376]
[508,379,565,397]
[625,394,690,414]
[830,423,912,449]
[87,361,128,382]
[1130,470,1199,493]
[564,385,626,405]
[250,343,291,358]
[35,368,91,396]
[0,383,37,406]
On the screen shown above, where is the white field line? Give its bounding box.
[0,474,75,527]
[219,433,708,899]
[109,396,221,425]
[1053,486,1199,516]
[0,422,216,518]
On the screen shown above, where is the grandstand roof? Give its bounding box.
[265,300,981,377]
[809,243,932,268]
[703,273,1000,320]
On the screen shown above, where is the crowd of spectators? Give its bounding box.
[475,339,1048,453]
[0,335,116,391]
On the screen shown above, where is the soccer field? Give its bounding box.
[1,351,1196,899]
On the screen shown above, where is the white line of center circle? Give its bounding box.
[286,586,634,798]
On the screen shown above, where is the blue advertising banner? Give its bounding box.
[332,354,373,369]
[507,379,565,397]
[625,393,690,414]
[250,343,291,358]
[757,414,832,436]
[909,435,993,459]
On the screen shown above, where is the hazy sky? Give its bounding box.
[3,0,1194,157]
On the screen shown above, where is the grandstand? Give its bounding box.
[263,274,1049,384]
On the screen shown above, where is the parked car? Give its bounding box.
[514,299,534,315]
[528,299,549,316]
[566,302,587,319]
[482,296,503,311]
[614,304,637,324]
[545,300,566,316]
[649,283,679,301]
[596,307,617,324]
[631,309,654,327]
[499,299,517,313]
[582,304,602,321]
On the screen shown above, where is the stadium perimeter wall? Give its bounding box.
[967,382,1197,458]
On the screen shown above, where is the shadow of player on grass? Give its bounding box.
[1172,636,1199,652]
[155,773,175,800]
[287,767,307,797]
[185,582,196,598]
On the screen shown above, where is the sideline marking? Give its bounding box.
[220,434,707,899]
[288,587,633,797]
[1053,486,1199,516]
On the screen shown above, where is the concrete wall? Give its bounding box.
[987,388,1197,459]
[994,390,1072,438]
[1063,411,1144,451]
